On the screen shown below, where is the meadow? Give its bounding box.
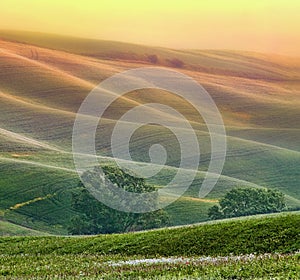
[0,211,299,279]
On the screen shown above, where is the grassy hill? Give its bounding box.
[0,212,298,278]
[0,220,46,236]
[0,30,299,234]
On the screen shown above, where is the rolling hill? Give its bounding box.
[0,211,299,278]
[0,30,299,234]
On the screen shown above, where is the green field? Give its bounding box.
[0,220,46,236]
[0,30,299,279]
[0,30,299,234]
[0,212,299,279]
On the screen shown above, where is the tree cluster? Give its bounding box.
[208,188,286,220]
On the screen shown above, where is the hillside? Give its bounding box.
[0,220,46,236]
[0,212,299,278]
[0,31,299,233]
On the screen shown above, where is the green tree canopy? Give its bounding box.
[68,165,169,235]
[208,187,286,220]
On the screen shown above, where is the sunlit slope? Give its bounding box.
[0,107,299,201]
[1,30,300,80]
[0,33,299,232]
[1,37,299,132]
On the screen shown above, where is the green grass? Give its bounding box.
[0,212,299,279]
[0,131,299,232]
[0,151,298,232]
[165,198,215,226]
[0,160,78,234]
[0,252,298,279]
[0,220,46,236]
[0,211,299,256]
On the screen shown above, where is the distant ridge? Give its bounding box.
[1,30,300,80]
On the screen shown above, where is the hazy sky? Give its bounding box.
[1,0,300,55]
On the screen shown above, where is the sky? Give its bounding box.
[1,0,300,56]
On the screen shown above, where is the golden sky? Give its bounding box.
[1,0,300,55]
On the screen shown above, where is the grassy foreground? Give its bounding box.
[0,212,299,279]
[0,253,298,279]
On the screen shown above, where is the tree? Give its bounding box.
[207,205,223,220]
[208,188,286,220]
[147,54,158,64]
[166,58,184,68]
[68,166,169,234]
